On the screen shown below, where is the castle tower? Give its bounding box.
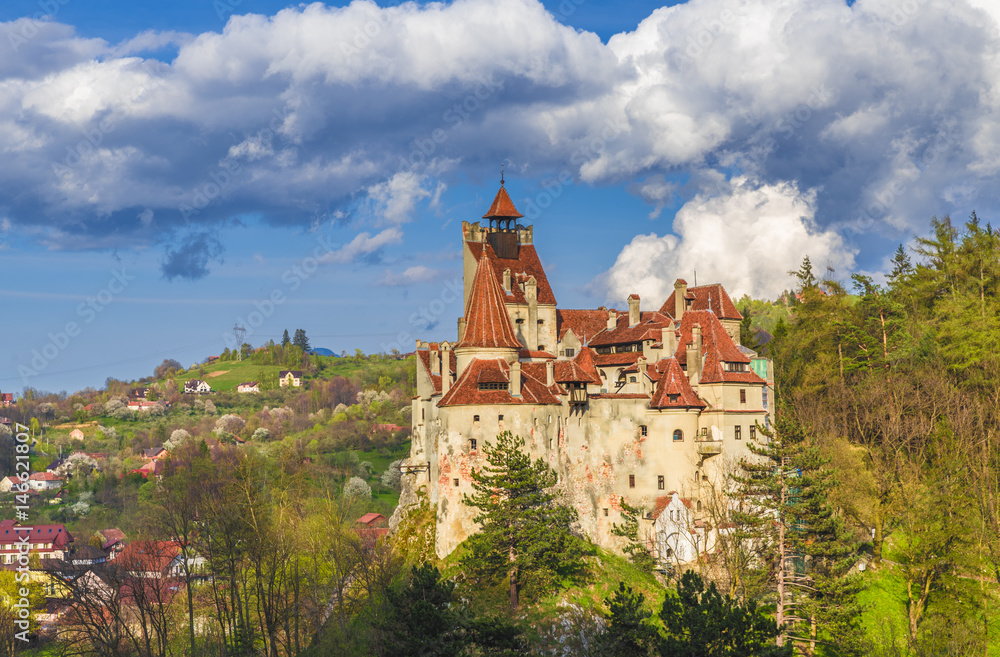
[454,252,523,374]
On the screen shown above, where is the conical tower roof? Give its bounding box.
[456,253,523,350]
[482,184,524,219]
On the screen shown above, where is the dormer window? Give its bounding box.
[478,382,506,391]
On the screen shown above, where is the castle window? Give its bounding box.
[673,429,683,441]
[750,425,757,440]
[604,508,609,517]
[658,475,665,490]
[740,389,747,404]
[735,425,742,440]
[640,425,647,437]
[470,439,477,451]
[515,318,525,324]
[629,474,635,488]
[453,478,459,487]
[697,500,702,511]
[538,345,546,351]
[421,409,425,420]
[630,376,637,383]
[478,382,506,391]
[473,415,480,422]
[669,394,680,403]
[537,319,543,325]
[564,348,575,357]
[498,414,504,422]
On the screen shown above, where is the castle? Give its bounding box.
[401,182,774,565]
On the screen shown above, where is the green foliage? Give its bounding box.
[461,431,586,609]
[611,498,657,573]
[593,582,659,657]
[293,328,311,352]
[660,571,791,657]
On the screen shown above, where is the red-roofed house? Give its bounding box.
[405,180,774,561]
[0,519,73,563]
[116,540,205,579]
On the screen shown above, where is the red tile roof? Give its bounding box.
[594,351,645,368]
[660,284,742,321]
[589,311,674,347]
[467,241,557,305]
[519,350,556,359]
[117,541,182,574]
[456,253,523,351]
[557,309,614,343]
[417,349,457,394]
[482,184,524,219]
[649,358,705,409]
[675,311,765,385]
[0,519,72,550]
[357,513,387,525]
[553,347,602,384]
[438,358,562,407]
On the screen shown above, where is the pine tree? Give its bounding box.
[660,570,791,657]
[887,244,913,289]
[292,328,310,351]
[611,498,657,572]
[740,304,762,352]
[461,431,585,609]
[281,329,291,346]
[593,583,659,657]
[732,413,864,655]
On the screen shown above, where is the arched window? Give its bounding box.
[672,429,683,441]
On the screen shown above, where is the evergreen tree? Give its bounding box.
[593,582,659,657]
[659,571,791,657]
[611,498,657,572]
[461,431,585,609]
[732,413,864,654]
[740,304,762,352]
[887,244,913,289]
[292,328,310,351]
[281,329,291,346]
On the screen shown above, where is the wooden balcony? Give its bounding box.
[569,389,588,405]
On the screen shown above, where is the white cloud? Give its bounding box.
[366,171,433,225]
[597,177,856,303]
[376,265,446,286]
[319,228,402,265]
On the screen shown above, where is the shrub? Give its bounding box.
[344,476,371,499]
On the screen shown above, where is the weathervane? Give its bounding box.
[501,162,505,186]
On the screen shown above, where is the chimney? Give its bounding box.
[457,317,467,342]
[607,309,619,331]
[509,360,521,397]
[429,349,441,376]
[674,279,688,321]
[662,327,677,357]
[525,276,537,302]
[441,342,452,394]
[628,294,640,327]
[503,268,511,292]
[637,356,648,393]
[546,360,554,387]
[686,325,702,384]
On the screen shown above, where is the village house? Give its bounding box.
[116,541,206,579]
[69,428,85,441]
[399,181,775,564]
[237,381,260,393]
[184,380,212,394]
[27,472,63,492]
[0,519,73,562]
[278,370,303,387]
[0,477,20,493]
[0,393,12,407]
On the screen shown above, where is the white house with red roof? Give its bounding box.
[402,181,775,560]
[27,472,63,492]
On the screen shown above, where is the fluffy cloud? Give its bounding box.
[376,265,447,287]
[3,0,1000,283]
[597,177,856,303]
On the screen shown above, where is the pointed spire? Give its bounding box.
[456,253,523,350]
[482,184,523,219]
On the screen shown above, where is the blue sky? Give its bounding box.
[2,0,999,395]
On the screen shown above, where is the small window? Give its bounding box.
[470,439,477,451]
[537,319,543,325]
[603,508,609,517]
[673,429,683,441]
[657,475,664,490]
[640,425,648,437]
[735,425,742,440]
[629,474,635,488]
[453,478,459,487]
[740,389,747,404]
[515,318,525,324]
[498,414,504,421]
[564,348,575,357]
[696,500,702,511]
[750,425,757,441]
[538,345,546,351]
[421,408,425,420]
[474,415,480,422]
